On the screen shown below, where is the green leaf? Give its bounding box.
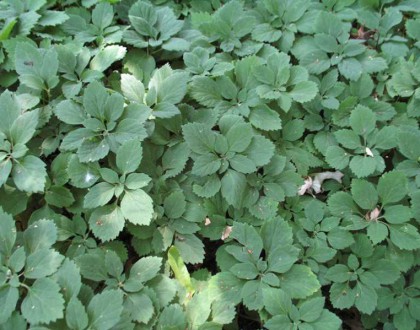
[281,265,320,299]
[121,189,154,225]
[325,264,351,283]
[66,296,89,330]
[390,224,420,250]
[328,228,355,249]
[221,170,247,208]
[230,262,259,280]
[311,310,342,330]
[53,259,82,301]
[249,105,282,131]
[12,155,47,193]
[367,222,388,245]
[349,155,377,178]
[186,291,211,327]
[10,110,38,145]
[354,282,377,315]
[377,171,408,205]
[398,130,420,161]
[24,219,57,253]
[78,139,110,163]
[89,205,125,242]
[191,153,221,176]
[164,191,186,219]
[383,205,412,224]
[21,278,64,324]
[349,105,376,136]
[0,91,20,137]
[325,146,350,170]
[129,256,162,284]
[327,192,358,218]
[55,100,86,125]
[0,286,19,324]
[121,74,145,104]
[334,129,361,149]
[0,207,16,256]
[351,179,378,210]
[158,72,189,104]
[226,123,253,153]
[116,139,142,174]
[45,186,75,208]
[369,260,399,285]
[230,222,263,257]
[84,182,115,209]
[157,304,187,330]
[263,288,291,316]
[289,81,318,103]
[282,119,305,142]
[265,315,293,329]
[299,297,325,322]
[25,249,64,279]
[182,123,216,155]
[175,234,205,264]
[90,45,126,72]
[87,290,123,330]
[338,58,363,81]
[125,292,154,323]
[244,135,275,167]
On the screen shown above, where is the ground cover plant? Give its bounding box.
[0,0,419,329]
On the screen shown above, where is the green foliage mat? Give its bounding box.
[0,0,420,329]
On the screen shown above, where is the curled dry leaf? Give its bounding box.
[365,147,374,157]
[298,171,344,195]
[298,176,313,195]
[221,226,232,240]
[366,207,380,221]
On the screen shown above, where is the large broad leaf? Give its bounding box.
[10,110,39,145]
[90,45,126,73]
[12,155,47,193]
[24,219,57,254]
[21,278,65,324]
[24,249,64,279]
[377,171,408,206]
[87,290,124,330]
[121,189,154,225]
[230,222,263,258]
[0,286,19,324]
[249,105,282,131]
[66,296,89,330]
[182,123,217,155]
[351,179,378,210]
[84,182,115,209]
[226,123,253,153]
[89,205,125,242]
[281,265,320,299]
[390,224,420,250]
[221,170,247,208]
[0,207,16,256]
[349,105,376,136]
[116,139,143,174]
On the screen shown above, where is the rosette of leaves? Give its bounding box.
[325,104,396,178]
[386,58,420,117]
[56,80,148,162]
[76,248,176,327]
[246,155,302,220]
[0,91,47,193]
[295,199,354,272]
[56,42,126,99]
[292,11,387,81]
[191,0,259,55]
[374,271,420,330]
[82,139,154,241]
[123,0,189,52]
[250,0,311,52]
[253,51,318,112]
[61,2,124,45]
[182,114,275,209]
[346,172,420,251]
[212,219,320,311]
[262,289,341,329]
[13,41,59,94]
[121,63,189,118]
[0,0,69,37]
[325,249,400,315]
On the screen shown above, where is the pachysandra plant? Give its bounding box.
[0,0,420,329]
